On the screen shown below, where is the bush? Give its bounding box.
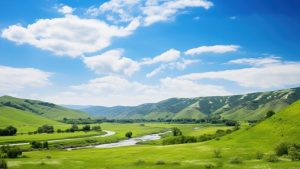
[256,151,264,159]
[0,126,17,136]
[92,125,101,131]
[162,136,197,145]
[275,142,289,156]
[230,156,243,164]
[172,127,182,136]
[265,110,275,118]
[30,141,48,149]
[0,159,7,169]
[213,149,222,158]
[70,124,79,132]
[155,160,166,165]
[125,131,133,138]
[37,125,54,134]
[82,125,91,132]
[265,154,279,162]
[6,147,22,158]
[288,144,300,161]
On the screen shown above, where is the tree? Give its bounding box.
[0,159,7,169]
[265,110,275,118]
[6,147,22,158]
[92,125,101,131]
[37,125,54,134]
[70,124,79,132]
[43,141,49,149]
[30,141,43,149]
[0,126,17,136]
[82,125,91,132]
[125,131,132,138]
[172,127,182,136]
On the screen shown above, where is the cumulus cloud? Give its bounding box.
[83,49,139,76]
[87,0,213,26]
[180,62,300,89]
[142,49,181,65]
[57,5,74,15]
[184,45,240,56]
[0,65,51,94]
[54,75,230,106]
[227,56,282,66]
[1,15,140,57]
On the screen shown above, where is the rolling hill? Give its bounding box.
[0,96,89,120]
[0,106,63,127]
[81,87,300,121]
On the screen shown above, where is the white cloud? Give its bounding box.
[57,5,74,15]
[0,65,51,94]
[48,75,230,106]
[87,0,213,26]
[142,0,213,26]
[142,49,180,65]
[1,15,140,57]
[83,49,139,76]
[180,62,300,89]
[227,56,282,66]
[146,59,199,78]
[184,45,240,56]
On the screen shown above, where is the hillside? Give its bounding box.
[0,96,89,120]
[219,99,300,150]
[81,87,300,121]
[0,106,62,127]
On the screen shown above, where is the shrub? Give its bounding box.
[92,125,101,131]
[265,154,279,162]
[70,124,79,132]
[213,149,222,158]
[172,127,182,136]
[256,151,264,159]
[275,142,289,156]
[0,159,7,169]
[125,131,133,138]
[162,136,197,145]
[30,141,48,149]
[288,145,300,161]
[265,110,275,118]
[0,126,17,136]
[155,160,166,165]
[6,147,22,158]
[82,125,91,132]
[230,156,243,164]
[37,125,54,134]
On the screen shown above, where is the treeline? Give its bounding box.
[28,124,101,135]
[162,126,240,145]
[61,117,240,125]
[0,126,17,136]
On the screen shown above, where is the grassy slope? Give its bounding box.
[7,100,300,169]
[0,96,89,120]
[0,106,62,127]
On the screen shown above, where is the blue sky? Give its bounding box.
[0,0,300,106]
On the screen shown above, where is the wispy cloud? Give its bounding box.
[184,45,240,56]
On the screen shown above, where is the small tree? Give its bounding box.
[70,124,79,132]
[265,110,275,118]
[82,125,91,132]
[172,127,182,136]
[0,159,7,169]
[125,131,133,138]
[31,141,43,149]
[92,126,101,131]
[6,147,22,158]
[43,141,49,149]
[275,142,289,156]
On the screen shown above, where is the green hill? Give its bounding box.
[0,106,62,127]
[217,99,300,151]
[0,96,89,120]
[82,87,300,121]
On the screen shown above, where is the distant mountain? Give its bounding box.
[81,87,300,121]
[0,96,89,120]
[61,105,93,110]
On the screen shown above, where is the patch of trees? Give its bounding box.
[37,125,54,133]
[63,124,101,133]
[30,141,48,149]
[0,159,7,169]
[265,110,275,119]
[275,142,300,161]
[0,146,22,158]
[0,126,17,136]
[162,128,238,145]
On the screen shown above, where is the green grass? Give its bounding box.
[0,96,89,120]
[4,100,300,169]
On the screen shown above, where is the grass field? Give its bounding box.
[2,100,300,169]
